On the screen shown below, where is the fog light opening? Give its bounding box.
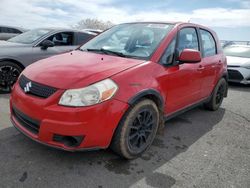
[53,134,84,147]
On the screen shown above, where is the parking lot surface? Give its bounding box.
[0,84,249,188]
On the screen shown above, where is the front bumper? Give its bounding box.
[10,83,129,151]
[227,66,250,84]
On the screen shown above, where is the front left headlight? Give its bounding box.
[59,79,118,107]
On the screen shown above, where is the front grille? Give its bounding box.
[12,107,40,134]
[228,69,244,81]
[19,75,57,98]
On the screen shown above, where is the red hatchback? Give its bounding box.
[10,22,228,159]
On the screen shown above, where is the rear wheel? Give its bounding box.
[111,99,159,159]
[204,78,227,111]
[0,61,22,94]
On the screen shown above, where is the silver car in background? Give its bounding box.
[224,45,250,84]
[0,28,96,93]
[0,25,27,40]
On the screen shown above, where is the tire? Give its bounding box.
[0,61,23,94]
[111,99,159,159]
[204,78,227,111]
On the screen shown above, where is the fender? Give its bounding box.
[128,89,164,110]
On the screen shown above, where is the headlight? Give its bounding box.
[59,79,118,107]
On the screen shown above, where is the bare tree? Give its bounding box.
[73,18,114,30]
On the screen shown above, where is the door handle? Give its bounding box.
[197,65,205,71]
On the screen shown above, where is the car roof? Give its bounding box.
[30,28,96,35]
[118,21,212,30]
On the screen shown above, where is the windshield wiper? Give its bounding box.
[86,48,127,57]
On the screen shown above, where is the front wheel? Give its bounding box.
[204,78,227,111]
[0,61,22,94]
[111,99,159,159]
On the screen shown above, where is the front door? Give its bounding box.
[159,27,203,114]
[32,32,77,62]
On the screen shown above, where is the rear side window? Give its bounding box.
[200,29,216,57]
[0,27,8,33]
[177,27,199,53]
[0,27,21,34]
[77,33,93,45]
[12,28,22,34]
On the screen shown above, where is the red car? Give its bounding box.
[10,22,228,159]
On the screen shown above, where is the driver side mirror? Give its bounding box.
[178,49,201,63]
[40,40,54,50]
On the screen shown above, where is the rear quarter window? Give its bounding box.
[200,29,217,57]
[77,33,94,45]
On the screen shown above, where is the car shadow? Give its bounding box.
[0,107,225,187]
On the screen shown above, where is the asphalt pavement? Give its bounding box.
[0,84,249,188]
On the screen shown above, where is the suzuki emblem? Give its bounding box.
[24,82,32,93]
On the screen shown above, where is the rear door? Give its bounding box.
[159,27,204,114]
[198,29,221,98]
[32,32,78,62]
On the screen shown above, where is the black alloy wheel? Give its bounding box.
[215,84,226,105]
[0,62,22,94]
[128,109,156,151]
[204,78,227,111]
[111,99,159,159]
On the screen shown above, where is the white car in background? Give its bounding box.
[224,45,250,84]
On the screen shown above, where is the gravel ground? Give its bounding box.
[0,84,249,188]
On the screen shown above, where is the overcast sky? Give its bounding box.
[0,0,250,40]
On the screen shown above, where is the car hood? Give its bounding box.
[23,50,146,89]
[227,56,250,66]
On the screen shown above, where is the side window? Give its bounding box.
[160,37,176,65]
[0,27,2,33]
[46,32,74,46]
[12,28,22,34]
[77,33,93,45]
[177,28,199,54]
[8,28,14,33]
[200,29,216,57]
[1,27,8,33]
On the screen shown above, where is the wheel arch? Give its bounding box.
[128,89,165,111]
[0,58,25,70]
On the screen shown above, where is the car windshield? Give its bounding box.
[80,23,174,59]
[224,46,250,58]
[8,29,51,44]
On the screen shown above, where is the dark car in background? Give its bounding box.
[224,45,250,84]
[0,25,27,40]
[0,28,96,93]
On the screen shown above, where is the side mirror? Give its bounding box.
[178,49,201,63]
[40,40,54,50]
